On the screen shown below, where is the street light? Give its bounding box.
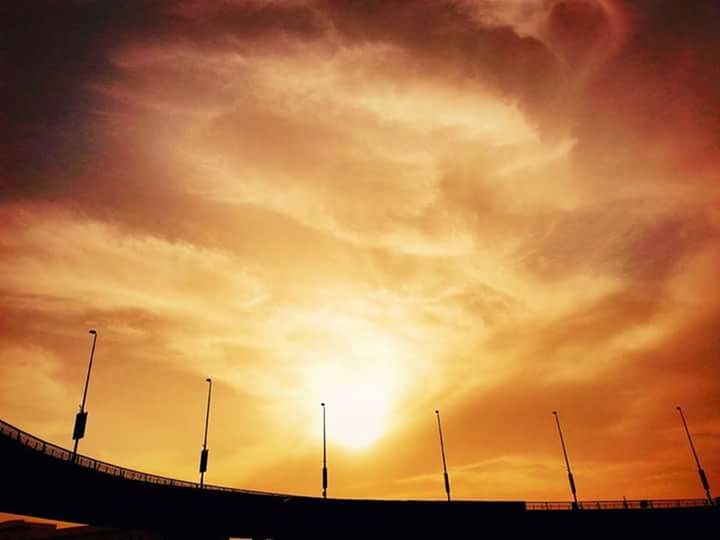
[71,329,98,463]
[552,411,578,509]
[676,406,713,505]
[435,410,451,501]
[199,378,212,488]
[321,402,328,499]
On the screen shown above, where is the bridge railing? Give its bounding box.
[525,499,712,511]
[2,418,716,509]
[0,418,285,496]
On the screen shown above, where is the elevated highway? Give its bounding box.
[0,419,715,538]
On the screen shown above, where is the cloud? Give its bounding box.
[0,205,266,320]
[0,0,718,500]
[0,345,74,435]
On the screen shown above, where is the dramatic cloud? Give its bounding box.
[1,0,718,502]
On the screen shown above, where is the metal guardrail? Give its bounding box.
[0,418,287,497]
[525,499,713,511]
[1,418,715,510]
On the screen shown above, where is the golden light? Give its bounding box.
[294,309,411,450]
[319,379,391,450]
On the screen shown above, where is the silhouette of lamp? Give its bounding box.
[552,411,578,510]
[321,402,328,499]
[199,378,212,488]
[71,329,98,463]
[676,406,713,505]
[435,410,451,501]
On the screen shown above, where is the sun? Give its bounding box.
[297,318,409,449]
[284,305,417,450]
[306,359,396,450]
[321,381,391,449]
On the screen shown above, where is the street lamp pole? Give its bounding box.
[71,329,98,463]
[676,406,713,505]
[553,411,578,509]
[322,402,328,499]
[199,378,212,488]
[435,410,451,501]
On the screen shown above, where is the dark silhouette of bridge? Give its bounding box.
[0,419,716,539]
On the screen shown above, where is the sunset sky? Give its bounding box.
[1,0,719,503]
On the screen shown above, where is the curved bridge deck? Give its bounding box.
[0,419,715,538]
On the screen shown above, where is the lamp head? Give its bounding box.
[206,378,211,383]
[676,406,681,411]
[435,409,439,414]
[552,410,558,415]
[89,329,97,335]
[321,402,325,407]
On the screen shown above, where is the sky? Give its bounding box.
[1,0,719,503]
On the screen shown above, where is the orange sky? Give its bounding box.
[1,0,719,503]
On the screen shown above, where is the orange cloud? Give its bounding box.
[1,0,718,502]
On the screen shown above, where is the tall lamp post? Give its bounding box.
[199,378,212,488]
[71,329,98,463]
[321,402,328,499]
[676,406,713,505]
[435,410,451,501]
[553,411,579,509]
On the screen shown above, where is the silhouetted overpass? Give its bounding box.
[0,419,715,538]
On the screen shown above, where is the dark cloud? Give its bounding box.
[4,0,719,202]
[0,1,174,198]
[1,0,563,203]
[521,202,718,283]
[321,0,562,121]
[568,0,720,176]
[545,0,616,69]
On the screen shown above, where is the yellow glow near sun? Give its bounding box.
[320,379,391,449]
[307,358,398,450]
[297,310,409,450]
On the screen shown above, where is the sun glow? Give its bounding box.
[321,380,391,449]
[307,357,399,450]
[296,311,410,450]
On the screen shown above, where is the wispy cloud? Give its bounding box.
[1,0,718,500]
